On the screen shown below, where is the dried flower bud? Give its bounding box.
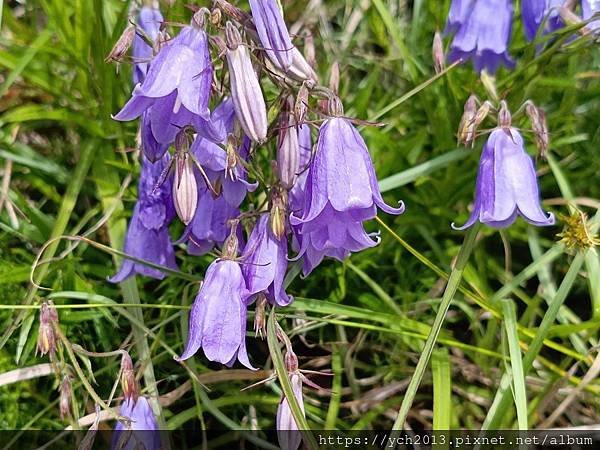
[525,102,549,158]
[105,25,135,63]
[498,100,512,130]
[37,301,59,357]
[59,375,73,420]
[120,352,139,403]
[270,187,288,240]
[458,94,478,146]
[294,83,310,124]
[223,219,240,258]
[284,350,299,373]
[225,22,268,143]
[215,0,252,24]
[173,132,198,225]
[225,134,239,180]
[254,294,267,338]
[432,30,445,74]
[210,8,222,26]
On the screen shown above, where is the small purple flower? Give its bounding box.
[242,215,292,307]
[521,0,565,41]
[114,17,213,146]
[112,397,160,450]
[132,6,163,85]
[110,154,177,282]
[276,373,304,450]
[583,0,600,32]
[290,117,403,276]
[448,0,515,73]
[445,0,475,34]
[249,0,294,70]
[453,128,555,230]
[176,258,255,369]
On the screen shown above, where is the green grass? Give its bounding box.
[0,0,599,441]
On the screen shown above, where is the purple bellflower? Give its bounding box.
[249,0,294,70]
[448,0,515,73]
[453,128,555,230]
[110,154,177,282]
[112,397,160,450]
[132,6,163,85]
[290,116,404,276]
[445,0,475,34]
[176,253,255,369]
[115,14,213,148]
[242,215,292,307]
[583,0,600,31]
[521,0,565,41]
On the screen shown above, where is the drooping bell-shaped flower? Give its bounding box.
[242,215,292,307]
[445,0,475,34]
[176,230,255,369]
[453,128,555,230]
[225,21,268,143]
[521,0,565,41]
[112,397,160,450]
[448,0,515,73]
[582,0,600,32]
[249,0,294,70]
[114,12,213,146]
[110,154,177,282]
[132,6,164,85]
[290,114,404,275]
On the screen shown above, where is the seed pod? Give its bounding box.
[225,22,268,143]
[432,30,445,74]
[105,25,135,63]
[120,352,139,403]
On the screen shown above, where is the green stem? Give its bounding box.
[482,252,586,430]
[391,224,480,431]
[267,308,318,450]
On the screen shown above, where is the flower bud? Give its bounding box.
[327,95,344,117]
[286,48,319,84]
[432,30,445,74]
[173,131,198,225]
[36,301,59,357]
[120,352,139,403]
[225,22,268,143]
[105,25,135,63]
[284,350,299,373]
[277,97,300,189]
[254,294,267,338]
[59,375,73,420]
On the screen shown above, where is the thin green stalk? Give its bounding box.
[482,252,586,430]
[324,344,342,430]
[391,224,480,432]
[267,309,318,450]
[501,299,528,430]
[0,139,96,357]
